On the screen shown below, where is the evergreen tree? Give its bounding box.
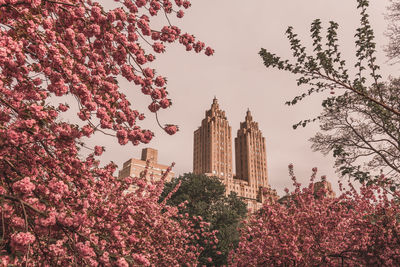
[161,173,247,266]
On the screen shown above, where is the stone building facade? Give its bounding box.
[235,109,268,189]
[194,98,276,211]
[118,148,174,188]
[193,97,233,181]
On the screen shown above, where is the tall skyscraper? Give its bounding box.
[193,97,233,182]
[235,109,268,188]
[193,98,276,211]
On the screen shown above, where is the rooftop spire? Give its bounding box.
[246,109,252,121]
[211,96,219,110]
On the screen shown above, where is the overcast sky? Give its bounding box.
[93,0,398,196]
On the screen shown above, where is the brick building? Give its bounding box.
[118,148,174,188]
[194,98,277,211]
[193,97,233,181]
[235,109,269,191]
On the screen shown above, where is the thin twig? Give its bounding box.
[1,211,4,243]
[20,200,30,267]
[44,0,77,7]
[155,111,164,129]
[3,158,24,177]
[20,200,28,232]
[1,194,46,216]
[316,70,400,117]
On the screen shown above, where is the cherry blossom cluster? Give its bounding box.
[0,0,215,265]
[230,166,400,266]
[0,0,213,145]
[2,163,216,265]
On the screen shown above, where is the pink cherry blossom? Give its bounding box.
[12,177,35,195]
[164,124,179,135]
[11,232,36,252]
[0,0,214,265]
[230,166,400,266]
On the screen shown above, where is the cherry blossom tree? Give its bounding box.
[230,166,400,266]
[0,0,215,265]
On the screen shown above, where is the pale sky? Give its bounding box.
[91,0,398,196]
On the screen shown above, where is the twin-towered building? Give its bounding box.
[117,97,334,210]
[118,97,275,210]
[193,97,276,210]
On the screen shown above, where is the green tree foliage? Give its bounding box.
[259,0,400,188]
[161,173,247,266]
[386,0,400,62]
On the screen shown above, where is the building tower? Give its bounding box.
[118,148,174,183]
[193,97,233,181]
[235,109,268,189]
[141,147,158,163]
